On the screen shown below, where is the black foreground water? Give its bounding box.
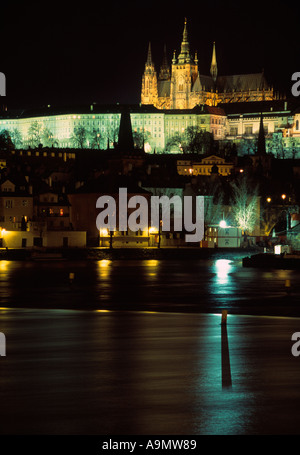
[1,256,300,435]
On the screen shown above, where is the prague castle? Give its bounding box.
[141,18,275,109]
[0,18,299,155]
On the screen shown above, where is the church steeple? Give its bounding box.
[257,113,266,155]
[159,44,171,80]
[210,41,218,83]
[141,42,158,106]
[178,18,191,64]
[146,42,153,66]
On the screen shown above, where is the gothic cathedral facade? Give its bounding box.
[141,19,275,110]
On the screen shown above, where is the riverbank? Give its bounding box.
[243,253,300,269]
[0,247,258,261]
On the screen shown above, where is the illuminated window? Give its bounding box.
[60,208,64,216]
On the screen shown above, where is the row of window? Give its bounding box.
[4,200,29,208]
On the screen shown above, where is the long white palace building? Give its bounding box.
[0,100,299,154]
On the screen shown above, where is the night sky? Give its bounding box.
[1,0,299,109]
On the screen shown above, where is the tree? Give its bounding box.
[260,207,278,236]
[165,133,183,152]
[106,125,119,148]
[71,125,87,148]
[203,194,224,231]
[42,127,58,147]
[87,128,102,149]
[184,126,213,154]
[10,128,23,148]
[236,137,257,155]
[0,129,14,150]
[165,126,214,154]
[269,132,286,158]
[230,176,259,234]
[27,121,43,147]
[132,130,151,149]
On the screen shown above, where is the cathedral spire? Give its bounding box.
[146,42,153,66]
[257,113,266,155]
[141,42,158,106]
[178,18,191,64]
[210,41,218,83]
[159,44,170,80]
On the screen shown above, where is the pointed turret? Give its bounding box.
[146,42,153,66]
[159,44,171,80]
[210,42,218,83]
[178,18,191,64]
[141,42,158,106]
[257,113,266,155]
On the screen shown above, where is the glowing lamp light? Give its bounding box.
[274,245,281,255]
[219,220,227,228]
[239,169,244,173]
[144,142,151,153]
[267,197,271,203]
[281,194,286,200]
[149,226,158,234]
[99,228,109,236]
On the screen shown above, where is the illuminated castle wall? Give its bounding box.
[141,19,275,110]
[0,103,299,154]
[0,104,227,153]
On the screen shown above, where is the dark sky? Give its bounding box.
[1,0,299,109]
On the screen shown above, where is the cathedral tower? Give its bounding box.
[210,42,218,83]
[141,42,158,106]
[159,44,171,81]
[170,19,198,109]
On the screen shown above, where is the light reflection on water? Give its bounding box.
[1,310,300,434]
[0,257,299,316]
[214,259,232,285]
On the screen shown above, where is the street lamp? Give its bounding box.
[219,220,227,228]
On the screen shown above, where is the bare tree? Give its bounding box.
[87,128,102,149]
[230,176,259,234]
[10,128,23,148]
[42,127,58,147]
[27,121,43,148]
[71,126,87,149]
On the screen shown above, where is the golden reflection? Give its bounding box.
[98,260,111,268]
[144,260,159,267]
[144,259,159,279]
[0,261,9,272]
[97,260,112,279]
[95,309,111,313]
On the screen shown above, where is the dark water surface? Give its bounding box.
[0,255,299,316]
[1,256,300,435]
